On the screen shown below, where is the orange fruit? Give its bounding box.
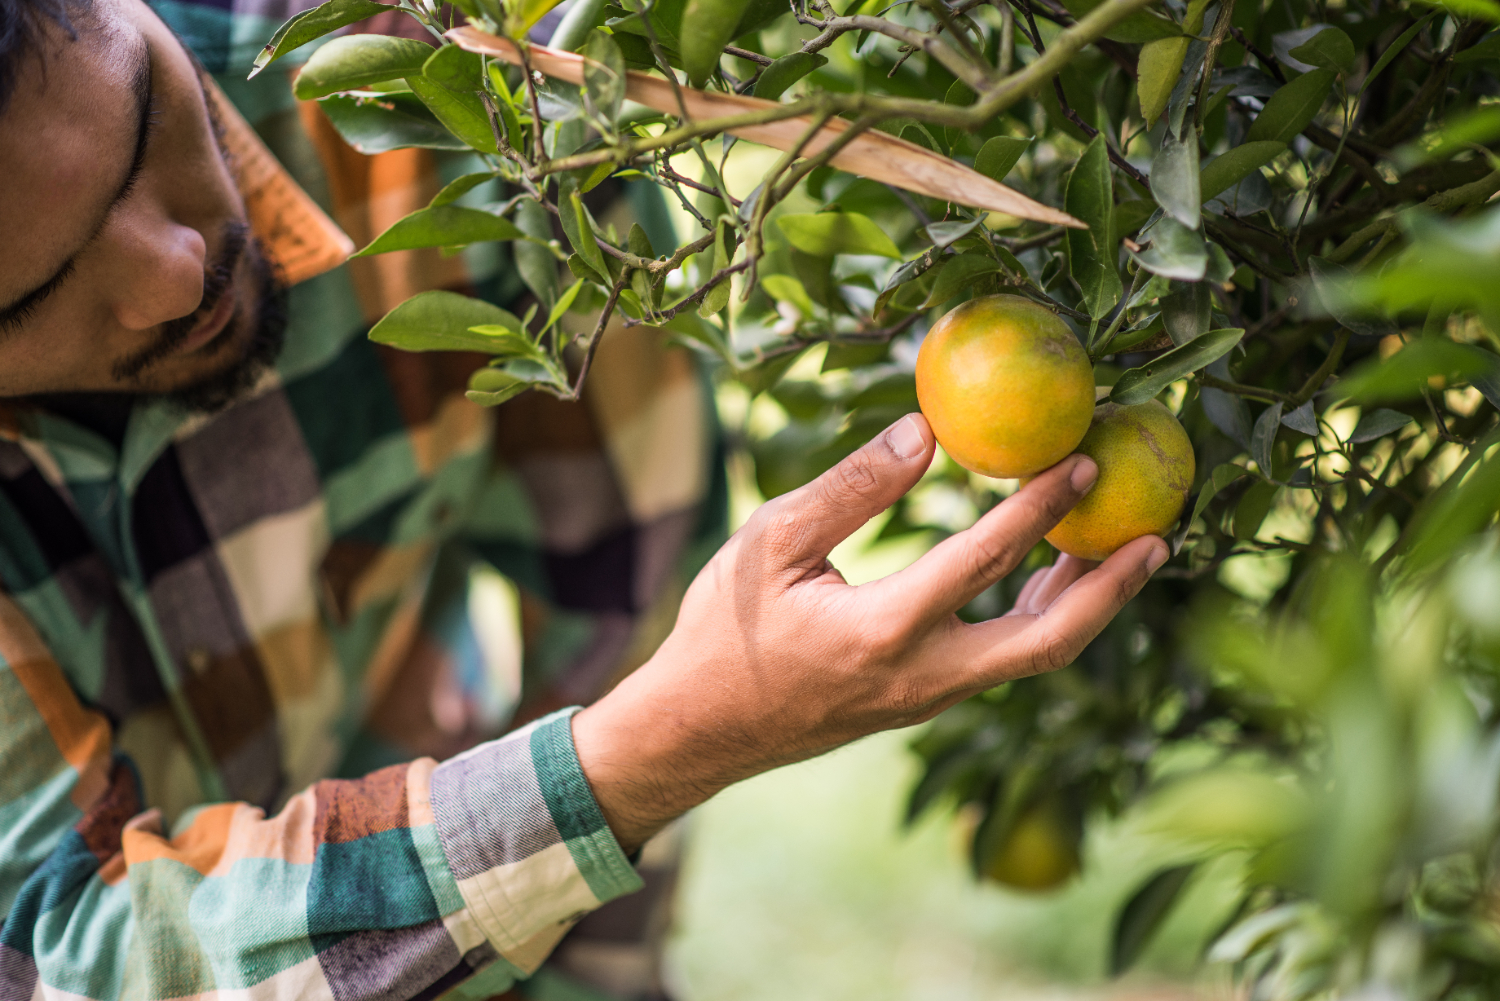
[982,800,1080,892]
[1036,396,1194,561]
[916,294,1094,478]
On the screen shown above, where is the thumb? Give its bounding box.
[749,413,934,570]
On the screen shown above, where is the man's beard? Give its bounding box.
[164,236,288,414]
[112,223,289,414]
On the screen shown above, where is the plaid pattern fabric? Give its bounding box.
[0,4,724,1000]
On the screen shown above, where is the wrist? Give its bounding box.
[569,667,732,854]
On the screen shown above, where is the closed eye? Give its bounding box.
[0,41,156,336]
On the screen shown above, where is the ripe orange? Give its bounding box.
[1038,396,1194,561]
[982,800,1080,892]
[916,294,1094,478]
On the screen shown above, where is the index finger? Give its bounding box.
[947,535,1168,689]
[868,454,1097,620]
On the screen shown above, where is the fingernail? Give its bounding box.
[1070,457,1098,493]
[1145,542,1169,573]
[887,415,925,460]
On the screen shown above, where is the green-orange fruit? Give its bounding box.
[982,800,1080,892]
[915,294,1094,478]
[1042,396,1194,561]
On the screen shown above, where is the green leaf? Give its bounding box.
[732,0,791,39]
[466,367,529,407]
[1112,200,1158,246]
[1201,358,1251,447]
[466,325,545,357]
[354,205,525,257]
[1245,68,1336,145]
[430,172,496,208]
[1307,257,1396,337]
[1251,402,1282,477]
[681,0,754,86]
[292,35,435,100]
[1455,30,1500,62]
[513,0,570,32]
[1151,129,1200,229]
[699,222,736,317]
[1138,36,1190,129]
[630,268,655,311]
[925,220,981,249]
[487,71,527,150]
[664,311,732,361]
[1188,463,1249,531]
[1282,400,1318,434]
[1335,210,1500,333]
[407,74,499,153]
[554,0,614,50]
[1199,142,1285,202]
[627,222,655,260]
[1416,0,1500,22]
[923,254,1003,307]
[1110,327,1244,405]
[567,254,599,285]
[1161,281,1211,346]
[423,43,483,93]
[1394,106,1500,170]
[1288,26,1356,72]
[369,291,529,354]
[606,0,688,48]
[1111,865,1196,974]
[1128,217,1207,281]
[761,273,813,318]
[974,136,1032,182]
[582,30,627,122]
[564,189,609,282]
[1404,437,1500,571]
[776,213,901,258]
[1065,135,1122,319]
[542,278,588,333]
[753,52,828,100]
[1205,242,1233,284]
[1332,339,1497,404]
[317,92,470,154]
[1182,0,1211,33]
[514,197,560,307]
[250,0,394,78]
[1233,478,1277,538]
[1348,408,1414,444]
[1361,13,1435,92]
[1060,0,1181,42]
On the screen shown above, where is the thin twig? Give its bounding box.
[625,260,754,325]
[567,268,632,399]
[724,44,774,66]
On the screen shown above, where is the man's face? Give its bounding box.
[0,0,275,402]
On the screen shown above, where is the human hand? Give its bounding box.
[571,413,1168,851]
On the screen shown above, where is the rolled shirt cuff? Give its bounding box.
[428,708,643,974]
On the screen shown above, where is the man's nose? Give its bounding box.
[107,209,210,331]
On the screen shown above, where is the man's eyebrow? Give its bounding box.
[0,37,155,329]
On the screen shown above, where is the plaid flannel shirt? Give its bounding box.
[0,3,724,1000]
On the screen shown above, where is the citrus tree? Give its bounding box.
[253,0,1500,992]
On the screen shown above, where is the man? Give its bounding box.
[0,1,1169,1000]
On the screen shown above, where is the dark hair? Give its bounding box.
[0,0,91,114]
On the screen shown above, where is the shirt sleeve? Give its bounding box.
[0,594,641,1001]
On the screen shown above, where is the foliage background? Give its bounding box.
[254,0,1500,990]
